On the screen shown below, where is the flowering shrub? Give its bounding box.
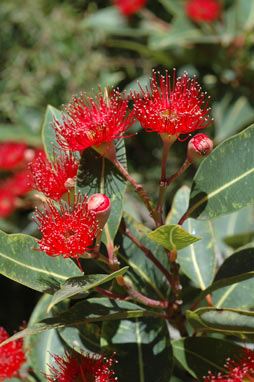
[1,1,254,382]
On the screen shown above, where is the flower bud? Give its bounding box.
[87,193,111,230]
[187,133,213,163]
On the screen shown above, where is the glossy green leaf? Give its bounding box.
[172,337,242,381]
[236,0,254,30]
[149,15,219,50]
[147,224,201,251]
[166,185,190,225]
[48,266,129,312]
[214,95,254,143]
[167,186,216,289]
[187,307,254,337]
[102,317,173,382]
[77,139,127,245]
[84,7,144,36]
[0,298,160,345]
[119,212,170,301]
[211,245,254,309]
[180,218,216,290]
[223,232,254,249]
[212,205,254,255]
[158,0,184,15]
[188,124,254,220]
[25,294,66,382]
[58,322,101,355]
[41,105,62,160]
[0,230,82,293]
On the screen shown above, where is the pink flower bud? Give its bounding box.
[87,193,111,230]
[187,133,213,162]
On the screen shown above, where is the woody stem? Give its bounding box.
[156,138,173,224]
[111,158,160,225]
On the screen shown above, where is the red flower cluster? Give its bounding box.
[0,326,26,381]
[185,0,221,23]
[47,350,117,382]
[204,348,254,382]
[54,88,135,153]
[29,151,79,201]
[132,70,211,139]
[0,142,42,218]
[113,0,147,16]
[34,194,100,261]
[0,142,27,170]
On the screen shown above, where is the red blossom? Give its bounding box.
[204,348,254,382]
[33,194,100,260]
[47,350,117,382]
[5,170,33,197]
[185,0,221,23]
[113,0,147,16]
[0,188,16,217]
[0,326,26,381]
[54,88,135,152]
[132,70,211,139]
[29,152,79,200]
[0,142,27,170]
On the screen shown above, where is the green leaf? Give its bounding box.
[58,322,101,354]
[41,105,62,160]
[102,317,173,382]
[172,337,242,381]
[223,232,254,249]
[48,266,129,312]
[147,224,201,251]
[119,212,170,301]
[188,124,254,220]
[211,245,254,309]
[200,272,254,303]
[77,139,127,245]
[212,205,254,255]
[179,218,216,290]
[25,294,66,382]
[167,186,216,289]
[166,185,190,225]
[158,0,184,16]
[187,307,254,337]
[214,95,254,143]
[0,298,160,345]
[0,230,82,293]
[236,0,254,30]
[83,7,148,37]
[149,15,219,50]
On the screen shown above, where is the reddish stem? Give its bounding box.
[121,221,171,286]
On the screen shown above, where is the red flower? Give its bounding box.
[47,351,117,382]
[0,326,26,381]
[132,70,211,139]
[0,188,16,217]
[29,152,79,200]
[54,88,134,152]
[204,348,254,382]
[113,0,147,16]
[33,194,100,260]
[185,0,221,23]
[0,142,27,170]
[5,170,33,197]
